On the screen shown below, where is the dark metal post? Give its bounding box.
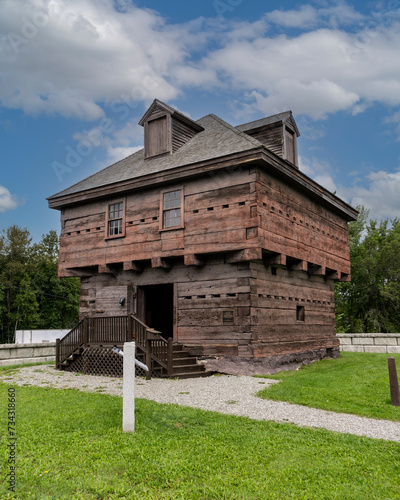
[55,338,60,369]
[145,339,152,381]
[388,356,400,407]
[167,337,174,377]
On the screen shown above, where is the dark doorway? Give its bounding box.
[137,284,174,339]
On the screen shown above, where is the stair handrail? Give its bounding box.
[56,318,86,368]
[129,314,173,377]
[56,314,174,377]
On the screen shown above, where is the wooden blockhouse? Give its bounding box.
[48,99,357,376]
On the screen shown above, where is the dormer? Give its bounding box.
[139,99,204,159]
[237,111,300,168]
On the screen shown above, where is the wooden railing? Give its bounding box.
[56,319,85,369]
[56,314,173,378]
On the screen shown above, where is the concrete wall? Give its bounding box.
[0,343,56,367]
[338,334,400,354]
[15,329,69,344]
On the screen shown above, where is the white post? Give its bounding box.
[123,342,136,432]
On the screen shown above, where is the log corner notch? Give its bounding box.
[286,257,307,272]
[98,263,117,275]
[151,257,172,269]
[263,252,286,267]
[184,254,205,267]
[123,261,143,273]
[226,248,263,264]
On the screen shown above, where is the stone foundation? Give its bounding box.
[0,343,56,367]
[201,347,340,376]
[338,334,400,353]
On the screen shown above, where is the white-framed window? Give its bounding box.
[106,201,125,238]
[160,189,184,230]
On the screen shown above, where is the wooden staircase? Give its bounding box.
[168,344,210,379]
[55,315,210,379]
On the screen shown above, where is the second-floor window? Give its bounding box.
[162,190,181,228]
[108,202,124,236]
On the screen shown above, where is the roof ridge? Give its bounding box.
[199,113,262,148]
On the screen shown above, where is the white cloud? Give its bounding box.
[0,0,184,119]
[266,5,319,29]
[0,0,400,125]
[0,185,22,212]
[300,156,400,221]
[299,156,340,194]
[250,79,359,120]
[266,3,364,29]
[106,145,142,164]
[344,171,400,221]
[202,20,400,118]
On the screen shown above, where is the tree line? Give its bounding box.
[335,207,400,333]
[0,225,80,344]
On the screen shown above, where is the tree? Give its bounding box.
[0,226,80,343]
[335,209,400,333]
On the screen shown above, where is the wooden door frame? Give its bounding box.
[132,283,177,341]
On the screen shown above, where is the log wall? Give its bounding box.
[256,170,351,275]
[59,166,351,280]
[59,168,258,275]
[78,256,337,359]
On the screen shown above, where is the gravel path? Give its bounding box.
[2,365,400,442]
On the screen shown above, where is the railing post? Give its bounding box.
[128,315,133,342]
[83,318,88,346]
[55,338,60,369]
[167,337,174,377]
[145,339,152,381]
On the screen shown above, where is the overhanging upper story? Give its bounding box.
[48,100,358,280]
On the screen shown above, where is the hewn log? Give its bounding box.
[226,248,262,263]
[151,257,171,269]
[98,264,115,274]
[123,261,142,273]
[184,254,204,267]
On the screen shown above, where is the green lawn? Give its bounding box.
[1,380,400,499]
[258,352,400,421]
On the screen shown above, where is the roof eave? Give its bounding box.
[48,145,357,221]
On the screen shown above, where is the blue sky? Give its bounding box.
[1,0,400,241]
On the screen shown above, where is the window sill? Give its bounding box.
[159,225,184,233]
[105,233,126,240]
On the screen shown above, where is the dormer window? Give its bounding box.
[144,115,171,159]
[285,128,296,165]
[139,99,204,160]
[237,111,300,168]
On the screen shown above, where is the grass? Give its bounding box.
[258,352,400,421]
[1,382,400,499]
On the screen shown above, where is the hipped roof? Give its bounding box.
[48,102,357,221]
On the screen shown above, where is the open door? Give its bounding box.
[135,284,175,339]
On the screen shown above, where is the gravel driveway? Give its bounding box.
[2,364,400,442]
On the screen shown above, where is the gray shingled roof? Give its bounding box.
[49,113,262,199]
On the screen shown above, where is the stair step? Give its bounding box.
[172,371,211,379]
[173,364,205,374]
[172,350,187,357]
[172,357,198,366]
